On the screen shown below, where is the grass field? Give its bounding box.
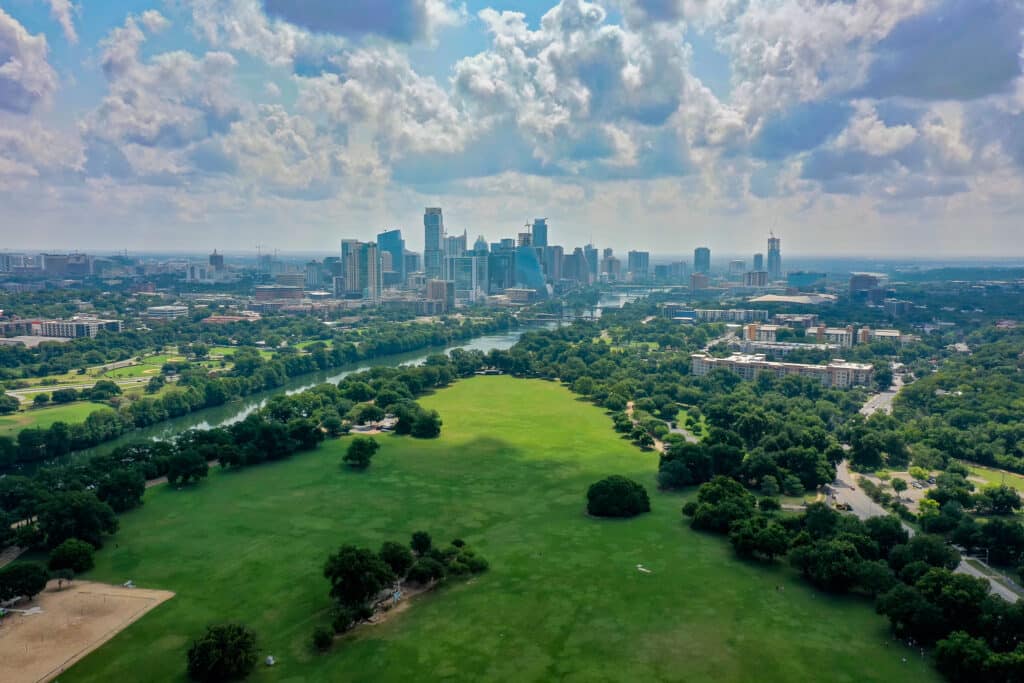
[0,401,113,436]
[965,463,1024,492]
[62,377,936,682]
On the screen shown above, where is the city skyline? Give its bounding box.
[1,1,1023,256]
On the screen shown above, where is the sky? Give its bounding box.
[1,0,1023,257]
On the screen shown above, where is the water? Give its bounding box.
[68,324,552,462]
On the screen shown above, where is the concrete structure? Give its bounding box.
[274,272,305,288]
[254,285,303,301]
[815,325,854,348]
[690,352,874,388]
[37,317,123,338]
[695,309,769,323]
[690,272,710,291]
[144,305,189,319]
[744,271,768,287]
[744,323,788,342]
[627,251,650,281]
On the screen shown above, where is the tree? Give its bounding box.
[790,540,862,592]
[888,534,960,573]
[411,530,433,556]
[864,515,909,558]
[934,631,993,683]
[975,485,1022,516]
[33,393,50,407]
[891,478,908,495]
[0,394,19,415]
[760,475,780,496]
[48,538,95,573]
[323,545,395,609]
[379,541,414,577]
[186,623,258,682]
[51,388,78,403]
[37,491,118,549]
[0,561,49,601]
[343,437,380,470]
[586,476,651,518]
[167,449,209,486]
[97,467,146,513]
[407,557,446,585]
[410,409,442,438]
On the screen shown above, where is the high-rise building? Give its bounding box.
[694,247,711,274]
[728,259,746,279]
[517,232,532,248]
[209,250,225,272]
[767,234,782,280]
[424,208,444,279]
[627,251,650,281]
[341,240,381,302]
[753,253,764,271]
[584,244,599,280]
[543,245,563,282]
[377,229,406,286]
[532,219,548,248]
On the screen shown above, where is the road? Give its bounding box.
[831,460,1021,603]
[860,373,903,416]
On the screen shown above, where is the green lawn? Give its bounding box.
[0,401,113,436]
[63,377,935,682]
[965,463,1024,492]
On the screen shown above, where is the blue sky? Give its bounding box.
[1,0,1023,256]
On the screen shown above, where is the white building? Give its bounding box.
[690,352,874,389]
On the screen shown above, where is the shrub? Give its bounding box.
[312,626,333,652]
[407,558,446,585]
[48,538,95,574]
[586,475,651,518]
[186,623,258,682]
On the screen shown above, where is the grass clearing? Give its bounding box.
[62,377,935,682]
[965,463,1024,493]
[0,401,113,436]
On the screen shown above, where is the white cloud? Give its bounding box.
[0,8,58,113]
[45,0,78,45]
[139,10,171,34]
[834,102,918,156]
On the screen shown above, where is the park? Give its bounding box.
[34,376,936,681]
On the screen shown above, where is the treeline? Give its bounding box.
[895,327,1024,473]
[0,316,511,471]
[1,349,471,553]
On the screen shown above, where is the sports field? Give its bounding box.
[62,377,936,682]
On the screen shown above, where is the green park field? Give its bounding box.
[63,377,936,682]
[0,401,113,437]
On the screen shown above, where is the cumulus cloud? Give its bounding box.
[0,8,58,113]
[262,0,464,43]
[834,102,918,156]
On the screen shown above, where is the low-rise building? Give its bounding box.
[690,352,874,388]
[145,305,189,320]
[37,317,123,338]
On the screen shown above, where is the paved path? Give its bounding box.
[831,460,1020,603]
[0,544,24,569]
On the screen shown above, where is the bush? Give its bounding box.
[186,623,258,682]
[411,530,432,556]
[466,555,490,573]
[379,541,414,577]
[312,626,333,652]
[586,475,651,518]
[0,561,50,601]
[48,538,95,574]
[343,437,379,470]
[331,605,357,634]
[406,558,446,585]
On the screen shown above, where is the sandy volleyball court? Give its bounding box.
[0,580,174,683]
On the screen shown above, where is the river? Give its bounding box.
[69,324,553,461]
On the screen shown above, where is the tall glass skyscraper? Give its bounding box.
[694,246,711,273]
[532,218,548,248]
[767,234,782,280]
[377,229,405,286]
[753,253,764,271]
[424,207,444,279]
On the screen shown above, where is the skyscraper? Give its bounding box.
[767,234,782,280]
[424,207,444,279]
[694,246,711,274]
[627,251,650,281]
[532,218,548,248]
[753,253,764,271]
[377,229,405,286]
[340,240,381,302]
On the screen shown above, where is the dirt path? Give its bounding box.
[625,401,665,453]
[0,580,174,683]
